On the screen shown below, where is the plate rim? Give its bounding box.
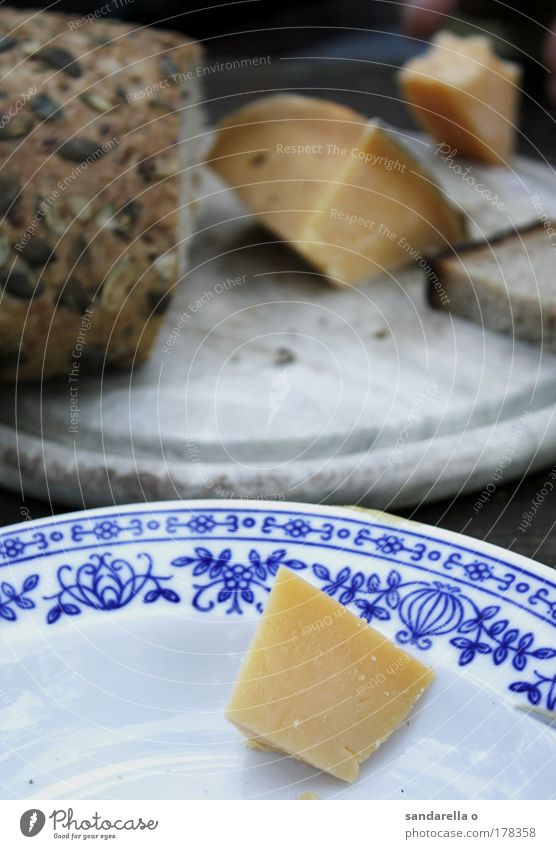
[1,497,554,589]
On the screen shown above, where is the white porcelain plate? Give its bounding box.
[0,500,555,800]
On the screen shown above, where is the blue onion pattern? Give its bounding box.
[510,672,556,710]
[171,547,307,614]
[43,552,178,624]
[0,574,38,621]
[308,561,555,708]
[398,584,465,650]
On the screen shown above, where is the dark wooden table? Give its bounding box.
[1,28,555,568]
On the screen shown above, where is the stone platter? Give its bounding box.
[1,142,556,510]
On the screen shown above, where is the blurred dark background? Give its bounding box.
[18,1,556,55]
[3,1,556,564]
[16,1,556,155]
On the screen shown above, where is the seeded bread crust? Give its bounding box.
[0,7,203,380]
[427,222,554,348]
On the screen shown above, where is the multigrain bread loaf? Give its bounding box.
[427,223,556,349]
[0,7,203,380]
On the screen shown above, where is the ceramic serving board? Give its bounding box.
[1,139,556,508]
[0,501,554,800]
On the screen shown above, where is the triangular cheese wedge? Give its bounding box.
[227,567,434,782]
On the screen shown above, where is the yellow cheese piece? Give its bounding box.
[399,32,521,166]
[207,94,466,284]
[227,567,434,782]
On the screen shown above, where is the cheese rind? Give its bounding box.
[207,95,466,284]
[227,567,434,782]
[399,33,521,165]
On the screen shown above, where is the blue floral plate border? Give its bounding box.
[1,500,555,713]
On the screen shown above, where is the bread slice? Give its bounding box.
[427,223,555,348]
[0,8,203,381]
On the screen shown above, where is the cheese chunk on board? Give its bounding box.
[207,95,466,284]
[227,567,434,782]
[399,33,521,166]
